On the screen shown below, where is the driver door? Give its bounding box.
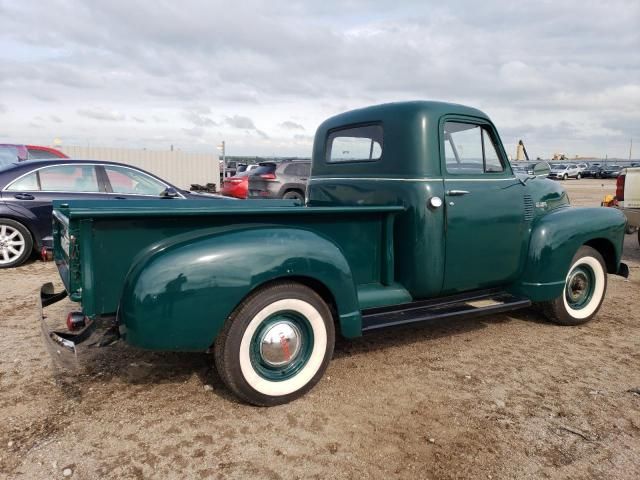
[441,119,527,294]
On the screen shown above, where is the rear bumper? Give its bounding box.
[40,282,119,369]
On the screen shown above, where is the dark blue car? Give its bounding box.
[0,159,223,268]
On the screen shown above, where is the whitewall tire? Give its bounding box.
[214,281,335,406]
[541,246,607,326]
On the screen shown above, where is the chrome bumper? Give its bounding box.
[40,282,119,369]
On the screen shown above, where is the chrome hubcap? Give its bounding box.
[0,225,25,264]
[568,273,588,301]
[259,321,302,367]
[565,264,595,310]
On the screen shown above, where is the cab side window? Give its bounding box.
[444,122,505,174]
[327,125,383,163]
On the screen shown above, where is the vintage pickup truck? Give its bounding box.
[41,101,629,406]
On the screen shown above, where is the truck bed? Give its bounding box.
[53,199,406,318]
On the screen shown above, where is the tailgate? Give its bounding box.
[52,207,79,299]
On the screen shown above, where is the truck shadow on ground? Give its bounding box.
[54,307,549,403]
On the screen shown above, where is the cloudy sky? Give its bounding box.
[0,0,638,159]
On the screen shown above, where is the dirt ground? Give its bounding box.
[1,179,638,479]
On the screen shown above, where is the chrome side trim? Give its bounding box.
[309,177,516,182]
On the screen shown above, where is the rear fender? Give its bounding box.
[118,225,360,351]
[510,206,626,301]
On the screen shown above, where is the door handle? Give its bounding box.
[446,190,470,196]
[14,193,35,200]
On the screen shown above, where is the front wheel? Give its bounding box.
[540,246,607,326]
[577,173,581,179]
[214,282,335,406]
[562,174,568,180]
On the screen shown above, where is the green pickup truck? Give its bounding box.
[41,101,628,406]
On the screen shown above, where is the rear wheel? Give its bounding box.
[540,246,607,326]
[282,190,304,202]
[214,282,335,406]
[0,219,33,268]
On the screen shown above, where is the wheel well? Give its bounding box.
[584,238,616,273]
[248,276,339,327]
[282,188,304,197]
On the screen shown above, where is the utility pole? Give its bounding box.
[217,140,226,179]
[630,138,633,161]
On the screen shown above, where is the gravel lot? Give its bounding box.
[1,179,638,479]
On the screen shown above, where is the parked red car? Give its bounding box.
[221,171,250,199]
[26,145,68,159]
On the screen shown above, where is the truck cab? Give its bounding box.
[308,101,567,298]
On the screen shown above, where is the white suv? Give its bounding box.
[548,163,582,180]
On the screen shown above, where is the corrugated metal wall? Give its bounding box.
[59,146,220,190]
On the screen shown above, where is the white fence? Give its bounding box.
[59,146,220,190]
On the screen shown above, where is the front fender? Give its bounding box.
[511,206,626,301]
[118,225,360,351]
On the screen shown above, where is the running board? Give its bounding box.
[361,289,531,332]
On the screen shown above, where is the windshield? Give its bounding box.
[554,164,567,169]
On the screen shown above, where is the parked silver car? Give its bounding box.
[548,163,582,180]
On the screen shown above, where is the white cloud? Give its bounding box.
[280,121,305,131]
[77,108,126,122]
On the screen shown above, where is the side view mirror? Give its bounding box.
[532,161,550,177]
[160,187,179,199]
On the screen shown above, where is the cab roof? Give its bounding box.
[312,101,497,178]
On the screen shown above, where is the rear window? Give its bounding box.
[251,164,276,176]
[326,125,383,163]
[27,148,61,160]
[283,162,311,176]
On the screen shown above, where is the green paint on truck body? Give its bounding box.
[52,101,627,351]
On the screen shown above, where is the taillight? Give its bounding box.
[260,173,276,179]
[66,312,87,331]
[616,174,625,201]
